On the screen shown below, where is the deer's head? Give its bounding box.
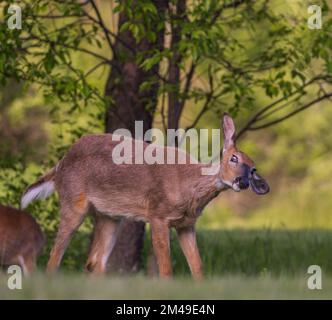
[220,113,270,195]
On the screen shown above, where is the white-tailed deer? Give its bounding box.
[0,204,44,275]
[21,113,269,278]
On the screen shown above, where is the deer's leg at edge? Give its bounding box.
[150,219,172,278]
[47,204,87,273]
[85,214,121,274]
[176,225,203,280]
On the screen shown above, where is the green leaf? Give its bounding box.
[326,61,332,74]
[44,51,56,73]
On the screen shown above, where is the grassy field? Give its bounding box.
[0,229,331,299]
[0,274,331,300]
[43,229,332,276]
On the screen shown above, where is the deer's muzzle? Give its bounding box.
[234,176,250,190]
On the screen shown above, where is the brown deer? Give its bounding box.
[21,113,269,278]
[0,204,45,275]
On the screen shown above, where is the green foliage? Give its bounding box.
[118,0,161,43]
[0,161,25,207]
[1,0,331,120]
[0,0,103,109]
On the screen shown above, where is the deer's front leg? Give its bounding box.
[150,219,172,278]
[176,226,203,280]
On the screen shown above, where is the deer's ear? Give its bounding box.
[222,113,236,151]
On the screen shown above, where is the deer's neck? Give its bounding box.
[188,164,227,216]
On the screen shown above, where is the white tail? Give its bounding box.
[21,167,57,209]
[21,181,55,209]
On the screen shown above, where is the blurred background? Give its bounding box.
[0,0,332,298]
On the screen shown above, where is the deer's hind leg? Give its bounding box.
[85,214,121,274]
[47,193,89,273]
[18,254,36,276]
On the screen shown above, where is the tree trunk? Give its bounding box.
[104,0,167,273]
[167,0,186,131]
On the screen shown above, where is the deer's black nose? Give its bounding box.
[236,176,249,189]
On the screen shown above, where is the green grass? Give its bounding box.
[1,229,332,299]
[48,229,332,276]
[0,274,331,299]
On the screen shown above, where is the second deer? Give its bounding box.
[0,204,44,275]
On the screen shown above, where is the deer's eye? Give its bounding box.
[230,155,238,163]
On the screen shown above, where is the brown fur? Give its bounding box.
[74,193,88,213]
[23,114,267,278]
[0,205,44,275]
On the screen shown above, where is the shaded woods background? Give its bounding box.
[0,0,332,276]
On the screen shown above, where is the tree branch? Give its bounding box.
[185,65,214,131]
[179,63,196,111]
[84,60,108,77]
[88,0,115,53]
[236,75,332,139]
[211,0,254,24]
[81,2,169,83]
[21,35,112,64]
[27,14,85,19]
[248,92,332,131]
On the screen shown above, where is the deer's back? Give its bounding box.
[0,205,44,264]
[55,134,203,222]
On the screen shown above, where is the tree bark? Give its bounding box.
[167,0,186,132]
[103,0,167,273]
